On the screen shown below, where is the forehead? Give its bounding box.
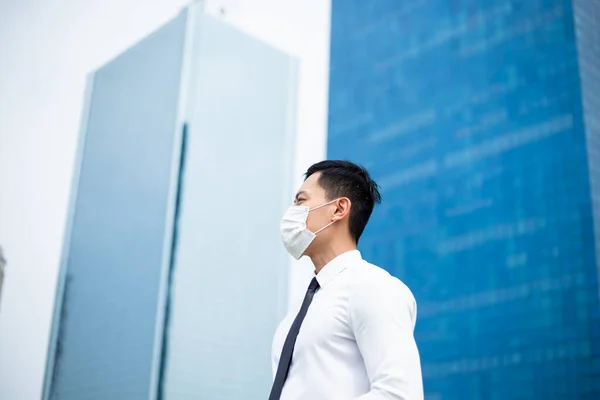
[297,172,326,197]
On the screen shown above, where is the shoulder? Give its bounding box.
[349,260,415,302]
[347,260,417,322]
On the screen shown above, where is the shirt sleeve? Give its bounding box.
[349,275,424,400]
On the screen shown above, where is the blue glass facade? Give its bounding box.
[328,1,600,398]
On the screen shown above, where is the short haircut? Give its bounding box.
[305,160,381,243]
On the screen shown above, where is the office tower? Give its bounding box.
[43,4,297,399]
[328,1,599,399]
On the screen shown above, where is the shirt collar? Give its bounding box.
[315,250,362,288]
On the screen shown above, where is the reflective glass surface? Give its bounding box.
[328,1,600,398]
[47,12,187,400]
[160,13,298,399]
[46,9,298,400]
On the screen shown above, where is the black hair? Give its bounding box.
[305,160,381,243]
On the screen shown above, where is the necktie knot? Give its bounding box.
[308,277,320,292]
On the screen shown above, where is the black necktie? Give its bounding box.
[269,277,320,400]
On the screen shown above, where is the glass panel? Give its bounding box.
[161,11,298,399]
[47,11,187,400]
[328,0,599,399]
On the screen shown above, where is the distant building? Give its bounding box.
[43,3,297,400]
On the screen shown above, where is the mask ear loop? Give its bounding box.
[314,220,336,235]
[310,198,342,234]
[309,198,339,212]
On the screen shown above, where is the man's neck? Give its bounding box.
[310,241,357,274]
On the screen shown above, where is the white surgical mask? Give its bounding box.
[280,199,339,260]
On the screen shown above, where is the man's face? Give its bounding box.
[294,172,336,239]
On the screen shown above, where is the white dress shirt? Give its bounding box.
[272,250,423,400]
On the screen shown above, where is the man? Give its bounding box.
[270,160,423,400]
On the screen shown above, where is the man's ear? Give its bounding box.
[332,198,351,221]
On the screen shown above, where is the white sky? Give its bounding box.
[0,0,330,398]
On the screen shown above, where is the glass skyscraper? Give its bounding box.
[328,1,600,399]
[43,4,297,399]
